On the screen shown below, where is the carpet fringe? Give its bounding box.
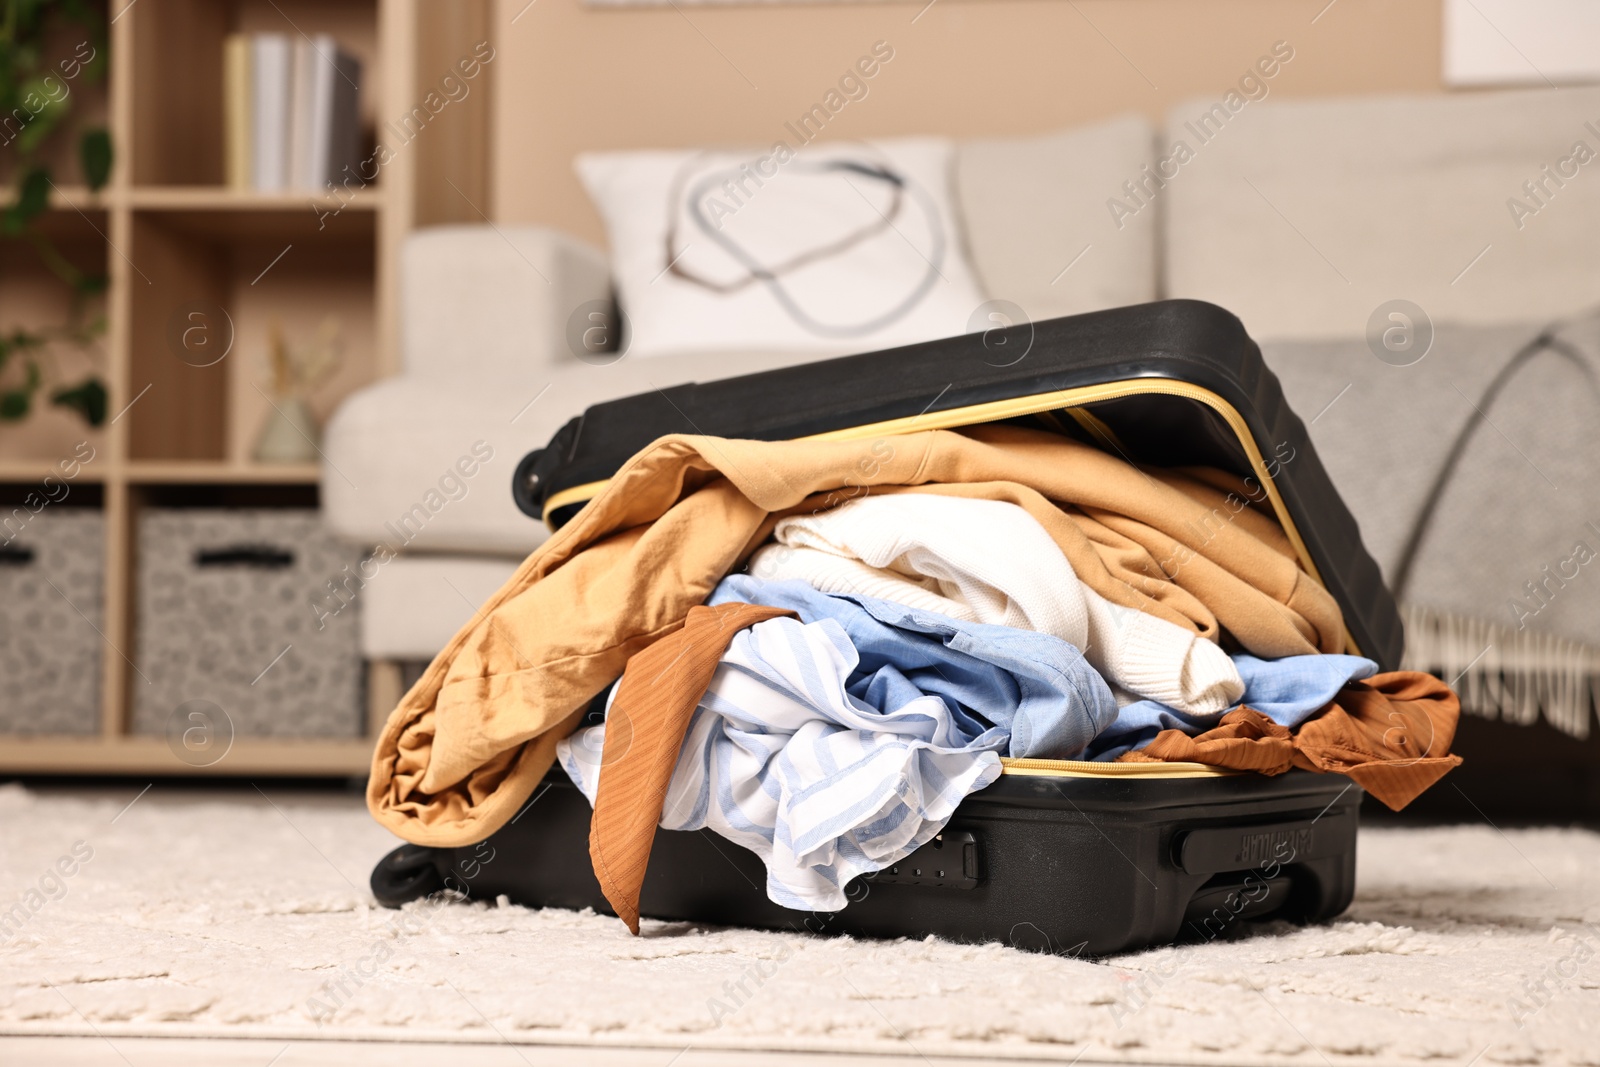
[1399,602,1600,739]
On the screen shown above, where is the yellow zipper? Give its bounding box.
[794,378,1327,594]
[544,477,613,519]
[999,757,1236,778]
[539,377,1354,781]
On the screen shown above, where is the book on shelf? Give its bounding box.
[224,32,363,193]
[223,35,251,189]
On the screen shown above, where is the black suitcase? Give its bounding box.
[372,299,1392,955]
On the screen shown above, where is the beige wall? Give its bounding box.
[491,0,1443,243]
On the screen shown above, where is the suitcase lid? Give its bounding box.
[514,300,1402,671]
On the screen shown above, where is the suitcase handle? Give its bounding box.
[193,544,295,569]
[1172,814,1355,876]
[0,545,35,566]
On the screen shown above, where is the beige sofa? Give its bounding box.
[324,88,1600,762]
[323,115,1159,659]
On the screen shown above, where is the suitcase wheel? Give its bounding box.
[370,844,446,908]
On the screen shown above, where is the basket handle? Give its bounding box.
[193,544,295,569]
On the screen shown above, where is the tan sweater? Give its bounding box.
[367,424,1345,847]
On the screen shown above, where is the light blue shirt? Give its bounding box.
[559,576,1116,910]
[1084,653,1379,760]
[710,575,1119,759]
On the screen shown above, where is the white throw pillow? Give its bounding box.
[575,137,988,360]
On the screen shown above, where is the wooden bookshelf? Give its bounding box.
[0,0,490,776]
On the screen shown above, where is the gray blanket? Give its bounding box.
[1262,315,1600,734]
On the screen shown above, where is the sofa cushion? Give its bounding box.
[1163,87,1600,340]
[360,554,523,660]
[321,349,827,554]
[956,114,1158,322]
[401,225,611,378]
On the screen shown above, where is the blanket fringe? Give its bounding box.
[1399,603,1600,739]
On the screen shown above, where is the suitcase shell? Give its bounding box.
[376,768,1361,957]
[515,299,1400,668]
[372,300,1389,955]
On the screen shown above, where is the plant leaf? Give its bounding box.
[69,312,108,344]
[3,168,51,235]
[80,128,112,190]
[14,77,69,154]
[0,359,45,420]
[0,390,33,421]
[51,377,108,426]
[1,329,48,353]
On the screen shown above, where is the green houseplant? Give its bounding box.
[0,0,111,428]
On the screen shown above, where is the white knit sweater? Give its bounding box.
[748,494,1243,715]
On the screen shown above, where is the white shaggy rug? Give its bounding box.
[1,782,1597,1066]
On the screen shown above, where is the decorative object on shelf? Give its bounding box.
[253,316,343,464]
[0,0,111,429]
[224,32,362,192]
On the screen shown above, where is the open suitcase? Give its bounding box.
[371,299,1396,956]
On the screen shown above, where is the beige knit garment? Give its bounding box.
[750,493,1245,714]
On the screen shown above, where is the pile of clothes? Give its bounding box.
[367,425,1462,933]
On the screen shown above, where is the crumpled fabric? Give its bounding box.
[707,576,1120,759]
[369,425,1343,847]
[1084,652,1380,760]
[560,575,1121,913]
[561,613,1009,912]
[578,601,793,933]
[1118,671,1463,809]
[748,492,1244,714]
